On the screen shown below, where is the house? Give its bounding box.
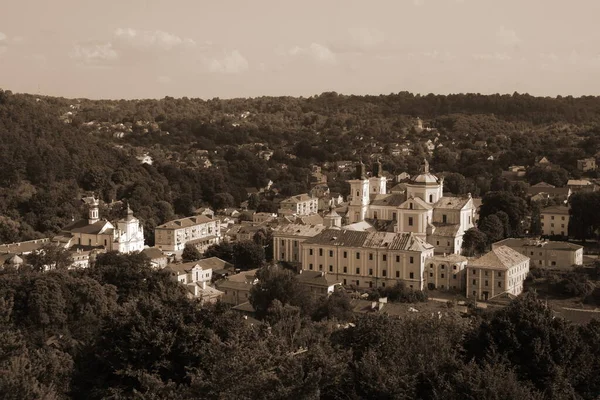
[466,246,530,301]
[567,179,596,193]
[142,247,168,269]
[501,165,527,181]
[155,215,221,253]
[0,238,51,255]
[0,253,23,270]
[194,207,215,219]
[527,182,571,201]
[577,158,597,172]
[136,153,154,165]
[253,212,277,224]
[165,260,223,303]
[278,194,319,216]
[215,269,259,305]
[297,270,342,296]
[493,238,584,268]
[309,183,330,198]
[68,245,105,269]
[300,229,435,290]
[540,205,570,237]
[273,223,328,265]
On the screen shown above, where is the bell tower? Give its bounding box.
[347,161,370,223]
[88,197,100,225]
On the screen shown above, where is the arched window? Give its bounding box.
[429,194,433,202]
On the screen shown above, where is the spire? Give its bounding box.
[356,160,367,180]
[125,202,135,221]
[422,158,430,174]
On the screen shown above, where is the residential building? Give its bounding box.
[540,205,570,236]
[577,158,597,172]
[567,179,596,193]
[0,238,51,255]
[527,182,571,201]
[300,229,434,290]
[165,259,223,303]
[155,215,221,253]
[253,212,277,224]
[493,238,584,268]
[273,223,327,264]
[297,270,343,296]
[425,254,468,291]
[215,269,259,305]
[466,246,530,301]
[142,247,168,269]
[278,194,319,216]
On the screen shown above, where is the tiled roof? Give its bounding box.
[433,196,471,210]
[297,270,342,287]
[281,193,314,204]
[0,238,50,254]
[142,247,166,260]
[303,229,433,252]
[532,181,556,188]
[215,279,254,291]
[156,215,214,229]
[541,205,570,215]
[427,253,468,263]
[567,179,593,186]
[63,219,114,235]
[494,238,583,251]
[197,257,233,270]
[226,269,259,283]
[273,223,327,237]
[343,221,377,232]
[370,193,406,207]
[296,214,324,225]
[431,223,461,236]
[469,246,529,270]
[166,261,207,275]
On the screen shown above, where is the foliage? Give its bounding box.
[181,243,201,263]
[462,228,488,256]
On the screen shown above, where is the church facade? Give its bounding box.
[346,160,475,255]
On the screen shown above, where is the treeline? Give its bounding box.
[1,253,600,399]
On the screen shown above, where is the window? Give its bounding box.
[485,280,488,286]
[343,266,347,273]
[484,271,488,276]
[369,282,373,288]
[498,281,502,287]
[436,241,439,245]
[430,272,433,277]
[410,256,414,264]
[281,239,285,246]
[408,217,413,226]
[383,255,387,261]
[409,202,413,209]
[409,272,414,279]
[356,267,360,274]
[369,253,373,260]
[369,268,373,275]
[309,263,313,270]
[356,280,360,286]
[373,211,378,219]
[453,274,456,279]
[442,214,447,223]
[453,265,457,270]
[356,252,360,260]
[441,265,445,270]
[382,270,387,277]
[551,261,556,266]
[319,264,323,271]
[551,215,555,220]
[429,194,433,202]
[473,291,476,296]
[343,251,347,258]
[473,279,476,285]
[329,265,333,272]
[329,250,334,257]
[319,248,323,256]
[392,212,397,220]
[396,255,400,262]
[430,263,434,269]
[309,249,313,256]
[396,271,400,278]
[382,282,386,287]
[498,272,502,277]
[562,216,565,220]
[441,273,445,278]
[294,240,298,247]
[281,253,285,259]
[343,279,347,285]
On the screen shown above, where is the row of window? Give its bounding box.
[472,269,503,278]
[341,278,415,289]
[472,279,502,288]
[308,248,414,263]
[430,272,457,279]
[308,263,416,279]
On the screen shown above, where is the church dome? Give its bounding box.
[411,159,440,186]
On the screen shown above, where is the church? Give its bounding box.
[344,159,475,255]
[58,197,145,253]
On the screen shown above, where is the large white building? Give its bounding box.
[346,160,475,255]
[155,215,221,253]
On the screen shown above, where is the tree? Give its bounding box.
[25,243,73,272]
[233,241,265,270]
[203,242,234,264]
[213,192,235,210]
[312,288,353,322]
[478,214,505,245]
[247,193,260,210]
[479,191,528,236]
[462,228,488,256]
[181,243,201,262]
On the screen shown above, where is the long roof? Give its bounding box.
[494,238,583,251]
[63,219,114,235]
[297,270,342,287]
[370,193,406,207]
[273,223,327,237]
[303,229,433,252]
[469,246,529,270]
[281,193,315,204]
[541,205,570,215]
[156,215,214,229]
[433,196,471,210]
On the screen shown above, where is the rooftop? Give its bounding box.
[494,238,583,252]
[281,193,315,204]
[156,215,214,229]
[433,196,471,210]
[273,223,327,237]
[304,229,433,252]
[370,193,406,207]
[541,205,570,215]
[297,270,342,287]
[469,246,530,270]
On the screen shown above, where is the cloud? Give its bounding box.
[496,26,521,47]
[113,28,196,51]
[157,76,172,84]
[0,32,8,55]
[70,42,119,66]
[473,52,511,61]
[289,43,337,64]
[206,50,249,74]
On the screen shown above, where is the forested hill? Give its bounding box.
[1,88,599,245]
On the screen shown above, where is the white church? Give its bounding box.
[344,159,475,255]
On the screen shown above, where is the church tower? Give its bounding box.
[116,203,145,253]
[347,162,370,223]
[324,205,342,228]
[88,197,100,225]
[369,159,387,195]
[405,159,443,204]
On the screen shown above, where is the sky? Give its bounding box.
[1,0,600,100]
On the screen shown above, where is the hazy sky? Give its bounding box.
[1,0,599,99]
